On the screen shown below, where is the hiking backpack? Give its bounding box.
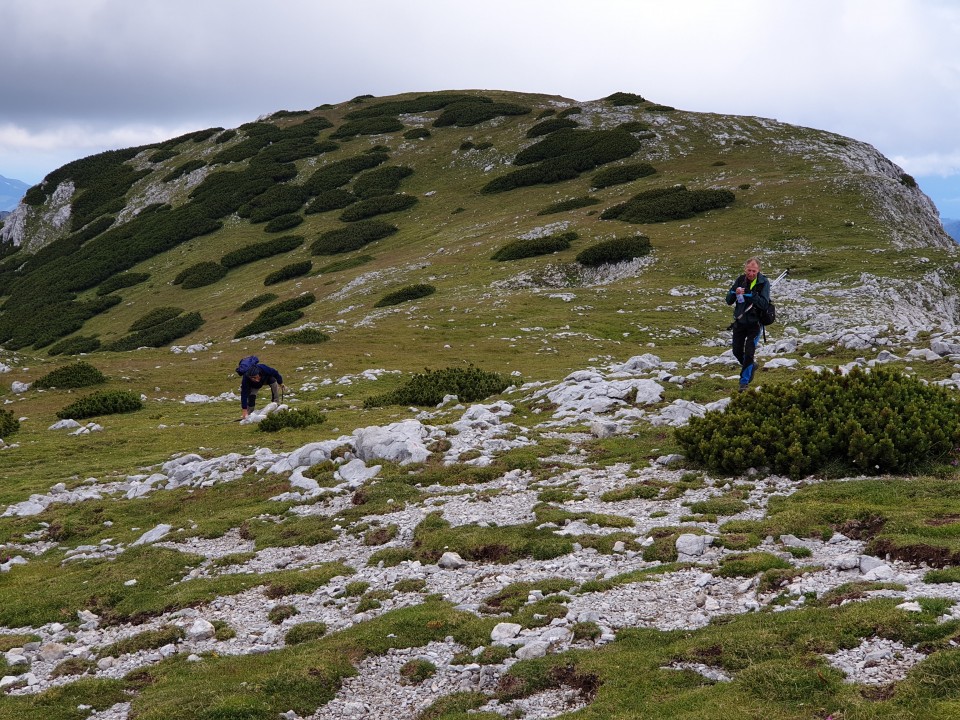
[759,301,776,326]
[236,355,259,376]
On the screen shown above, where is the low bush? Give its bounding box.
[221,235,304,269]
[601,186,735,224]
[605,92,647,105]
[365,365,511,408]
[234,294,316,338]
[0,408,19,439]
[557,106,581,118]
[264,261,312,285]
[433,101,531,127]
[317,255,373,274]
[284,621,327,645]
[305,189,357,214]
[47,335,102,356]
[330,116,404,139]
[237,293,278,311]
[536,197,600,216]
[129,307,184,332]
[303,152,389,194]
[276,328,330,345]
[526,118,579,138]
[259,406,327,432]
[645,103,675,112]
[264,214,304,233]
[96,272,150,296]
[591,163,657,189]
[311,220,398,255]
[56,389,143,420]
[35,361,106,389]
[491,232,576,261]
[403,128,431,139]
[576,235,651,267]
[373,283,436,307]
[675,366,960,478]
[618,120,651,133]
[103,311,204,351]
[238,185,309,223]
[173,261,227,289]
[340,193,417,221]
[353,166,414,199]
[344,93,478,119]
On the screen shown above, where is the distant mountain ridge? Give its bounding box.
[943,217,960,242]
[0,174,29,212]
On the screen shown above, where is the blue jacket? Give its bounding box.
[240,363,283,409]
[726,272,770,327]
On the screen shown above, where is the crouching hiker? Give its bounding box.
[239,359,285,420]
[726,257,770,392]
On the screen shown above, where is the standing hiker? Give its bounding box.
[238,358,284,419]
[726,257,770,392]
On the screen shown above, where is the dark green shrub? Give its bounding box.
[221,235,304,269]
[491,232,576,261]
[330,116,404,139]
[373,283,436,307]
[605,92,646,105]
[317,255,373,273]
[129,307,184,332]
[591,163,657,189]
[365,366,511,408]
[238,185,309,223]
[0,294,121,351]
[676,366,960,479]
[340,194,417,221]
[901,173,918,188]
[481,129,641,194]
[601,186,734,224]
[645,104,675,112]
[35,361,106,389]
[311,221,398,255]
[96,272,150,296]
[303,152,389,194]
[264,261,312,285]
[56,390,143,420]
[536,109,557,120]
[0,408,20,439]
[47,335,101,356]
[162,159,206,183]
[237,293,278,311]
[536,197,600,215]
[258,407,326,432]
[433,101,531,127]
[264,214,303,233]
[284,622,327,645]
[344,93,479,119]
[172,261,227,289]
[305,189,357,214]
[459,141,494,152]
[215,129,237,143]
[234,294,316,338]
[403,128,431,140]
[352,166,414,199]
[618,120,651,133]
[557,107,581,118]
[276,328,330,345]
[576,235,651,267]
[103,311,204,351]
[526,118,579,138]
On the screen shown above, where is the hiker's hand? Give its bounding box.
[735,287,744,295]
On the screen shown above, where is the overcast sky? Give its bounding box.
[2,0,959,217]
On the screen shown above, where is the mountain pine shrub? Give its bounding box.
[0,408,18,439]
[35,361,106,389]
[591,163,657,189]
[129,307,184,332]
[601,185,735,224]
[258,407,326,432]
[172,261,227,289]
[276,328,330,345]
[56,390,143,420]
[364,366,511,407]
[526,118,579,138]
[536,198,600,216]
[576,235,651,267]
[353,166,414,199]
[310,221,398,255]
[330,116,404,139]
[103,312,204,351]
[221,235,304,268]
[303,152,389,194]
[95,272,150,296]
[605,92,646,105]
[237,293,278,312]
[344,93,479,119]
[264,214,303,233]
[340,193,417,222]
[373,284,436,307]
[433,101,531,127]
[557,107,581,118]
[403,128,431,139]
[264,261,312,285]
[238,185,309,223]
[317,255,373,274]
[618,120,651,133]
[305,189,357,214]
[47,335,102,356]
[491,232,576,261]
[234,294,316,338]
[675,366,960,478]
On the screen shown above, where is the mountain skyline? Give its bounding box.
[0,173,29,212]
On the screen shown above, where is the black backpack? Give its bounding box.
[759,301,776,326]
[236,355,259,376]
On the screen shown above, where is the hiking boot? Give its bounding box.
[738,383,748,392]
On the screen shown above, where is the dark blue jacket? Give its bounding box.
[240,363,283,409]
[726,272,770,326]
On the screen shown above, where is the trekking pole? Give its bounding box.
[741,268,789,316]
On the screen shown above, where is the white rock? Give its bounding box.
[491,623,523,642]
[132,523,173,546]
[438,551,466,569]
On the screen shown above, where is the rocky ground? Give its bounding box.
[4,318,960,718]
